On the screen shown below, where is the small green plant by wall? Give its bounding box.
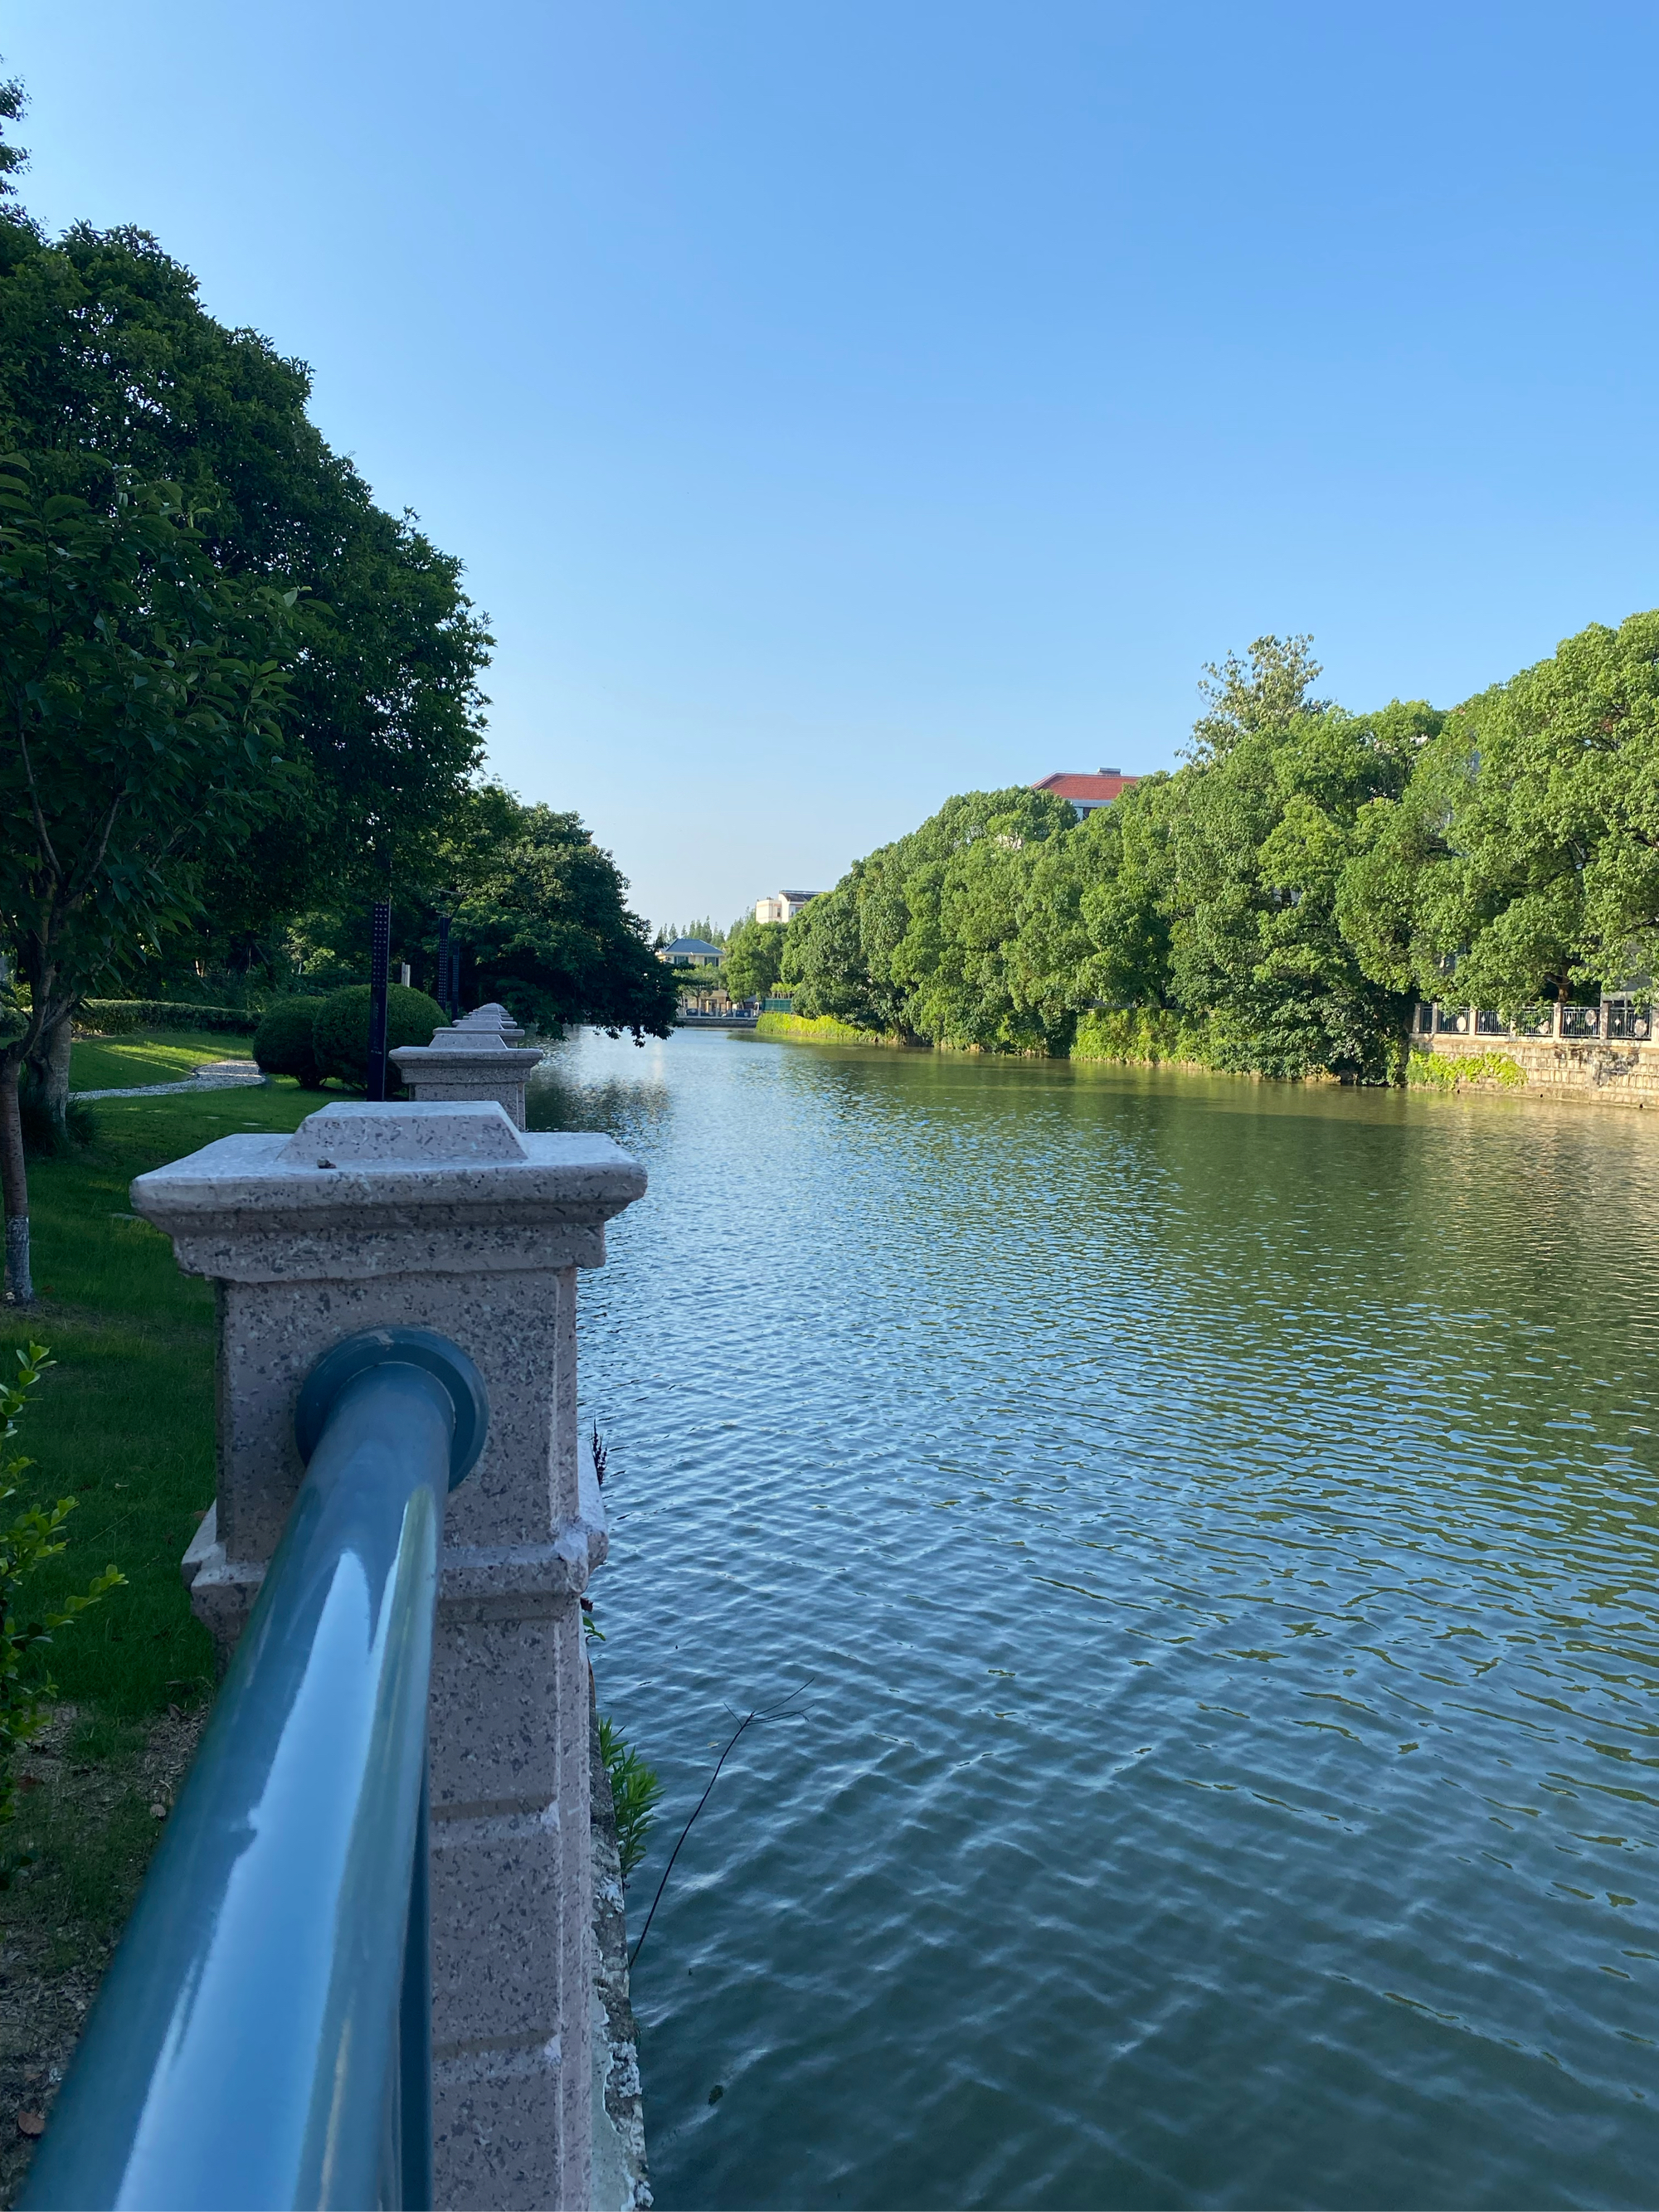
[1408,1049,1526,1091]
[598,1716,664,1884]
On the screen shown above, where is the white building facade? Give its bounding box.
[754,890,820,926]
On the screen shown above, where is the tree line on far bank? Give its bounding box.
[775,621,1659,1082]
[0,75,675,1298]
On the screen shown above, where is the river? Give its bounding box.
[528,1029,1659,2210]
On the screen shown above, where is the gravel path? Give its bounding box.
[73,1060,267,1101]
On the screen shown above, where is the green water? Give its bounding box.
[533,1033,1659,2210]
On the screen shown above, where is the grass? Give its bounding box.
[0,1076,318,1719]
[69,1027,256,1091]
[12,1714,167,1959]
[0,1074,319,2001]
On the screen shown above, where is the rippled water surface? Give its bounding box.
[530,1031,1659,2210]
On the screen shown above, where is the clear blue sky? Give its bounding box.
[7,2,1659,931]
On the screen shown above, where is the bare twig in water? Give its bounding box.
[591,1422,609,1487]
[627,1679,816,1973]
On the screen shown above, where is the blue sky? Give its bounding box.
[7,2,1659,931]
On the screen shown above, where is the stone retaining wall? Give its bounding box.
[590,1686,651,2210]
[1418,1032,1659,1106]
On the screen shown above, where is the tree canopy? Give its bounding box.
[722,918,786,1001]
[443,791,678,1040]
[0,455,295,1294]
[0,198,491,936]
[1340,614,1659,1017]
[769,633,1658,1082]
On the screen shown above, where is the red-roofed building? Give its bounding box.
[1031,770,1139,819]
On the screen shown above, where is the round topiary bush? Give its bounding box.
[252,998,324,1088]
[312,984,445,1089]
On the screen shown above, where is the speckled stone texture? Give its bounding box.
[391,1023,546,1130]
[136,1101,646,2212]
[456,1002,530,1046]
[590,1682,651,2210]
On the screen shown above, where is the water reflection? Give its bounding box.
[533,1034,1659,2210]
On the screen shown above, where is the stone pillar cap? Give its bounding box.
[131,1101,645,1238]
[280,1100,527,1164]
[397,1033,542,1060]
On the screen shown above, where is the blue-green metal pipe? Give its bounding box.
[22,1340,483,2211]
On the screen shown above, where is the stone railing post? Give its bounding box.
[134,1100,645,2212]
[392,1003,545,1130]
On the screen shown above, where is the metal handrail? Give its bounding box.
[22,1329,488,2212]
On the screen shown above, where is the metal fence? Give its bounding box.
[1419,999,1654,1043]
[22,1329,488,2212]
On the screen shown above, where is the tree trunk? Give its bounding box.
[27,1012,72,1145]
[0,1060,32,1305]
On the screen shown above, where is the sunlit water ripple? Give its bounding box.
[530,1031,1659,2210]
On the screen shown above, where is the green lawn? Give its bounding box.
[69,1028,257,1091]
[0,1075,323,2016]
[0,1077,317,1719]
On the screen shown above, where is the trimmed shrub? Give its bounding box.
[77,1000,258,1036]
[312,984,445,1089]
[253,999,324,1088]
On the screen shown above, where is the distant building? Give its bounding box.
[1031,770,1139,819]
[754,891,820,926]
[659,936,724,968]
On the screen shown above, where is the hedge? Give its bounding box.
[75,1000,259,1036]
[252,999,323,1087]
[313,984,445,1086]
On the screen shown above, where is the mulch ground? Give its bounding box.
[0,1704,209,2206]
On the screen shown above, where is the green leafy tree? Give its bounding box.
[1339,615,1659,1019]
[0,114,490,1014]
[722,919,786,1002]
[0,459,294,1296]
[783,790,1078,1048]
[1190,634,1330,760]
[883,787,1078,1049]
[1003,775,1178,1033]
[1161,691,1428,1080]
[442,791,678,1039]
[781,844,917,1036]
[0,74,24,202]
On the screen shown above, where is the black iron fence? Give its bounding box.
[1416,999,1654,1044]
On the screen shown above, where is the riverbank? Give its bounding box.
[1408,1033,1659,1107]
[754,1004,1659,1107]
[753,1009,904,1046]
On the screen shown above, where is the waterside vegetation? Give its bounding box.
[778,625,1659,1082]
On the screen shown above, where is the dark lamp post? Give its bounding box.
[367,900,391,1101]
[435,912,452,1020]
